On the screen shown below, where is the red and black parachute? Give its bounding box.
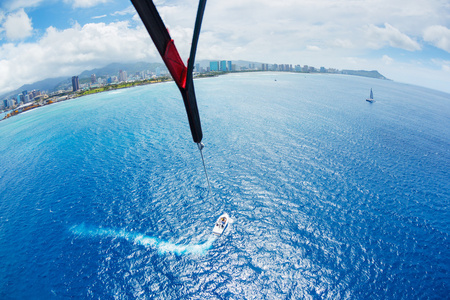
[131,0,206,144]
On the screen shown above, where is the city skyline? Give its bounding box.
[1,58,388,103]
[1,57,390,111]
[0,0,449,94]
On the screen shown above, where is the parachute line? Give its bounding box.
[198,142,212,195]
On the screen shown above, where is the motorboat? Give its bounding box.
[212,213,229,236]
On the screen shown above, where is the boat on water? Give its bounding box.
[366,88,375,102]
[212,213,229,236]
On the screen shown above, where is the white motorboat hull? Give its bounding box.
[212,213,229,236]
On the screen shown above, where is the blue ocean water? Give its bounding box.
[0,73,449,299]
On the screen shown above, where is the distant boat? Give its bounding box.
[366,88,375,102]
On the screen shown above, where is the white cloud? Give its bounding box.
[2,9,33,40]
[431,59,450,72]
[5,0,43,11]
[306,45,321,51]
[443,61,450,72]
[343,57,368,67]
[111,6,136,16]
[382,55,394,65]
[332,39,354,49]
[132,13,141,23]
[0,21,157,94]
[423,25,450,53]
[366,23,421,51]
[0,12,4,37]
[92,14,107,19]
[64,0,109,9]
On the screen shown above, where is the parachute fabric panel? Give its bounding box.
[131,0,206,143]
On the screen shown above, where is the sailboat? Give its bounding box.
[132,0,229,236]
[366,88,375,102]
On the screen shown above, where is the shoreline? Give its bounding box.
[1,70,390,122]
[1,73,218,122]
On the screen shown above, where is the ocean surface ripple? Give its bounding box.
[1,73,449,299]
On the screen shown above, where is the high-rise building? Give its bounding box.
[210,61,219,71]
[91,74,97,84]
[72,76,80,91]
[119,70,127,82]
[227,61,232,72]
[220,60,227,72]
[12,95,20,106]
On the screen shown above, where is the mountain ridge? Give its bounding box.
[1,61,167,99]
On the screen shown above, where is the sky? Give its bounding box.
[0,0,450,96]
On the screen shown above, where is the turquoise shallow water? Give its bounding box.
[0,73,449,299]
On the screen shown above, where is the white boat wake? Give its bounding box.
[69,224,216,256]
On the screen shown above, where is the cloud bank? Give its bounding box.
[0,0,449,95]
[0,21,156,94]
